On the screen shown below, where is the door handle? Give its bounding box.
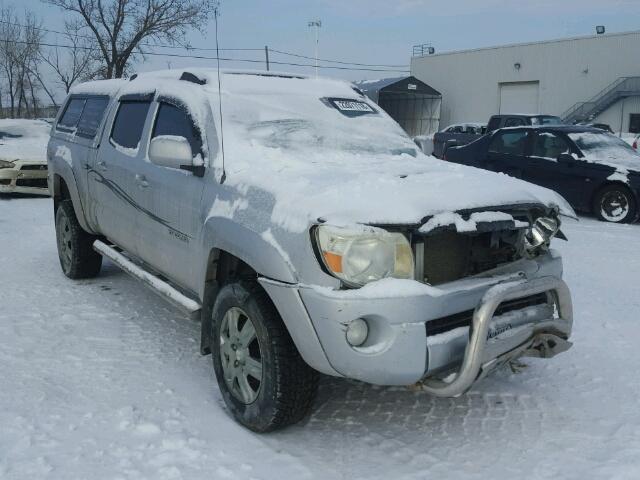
[97,161,107,171]
[135,174,149,188]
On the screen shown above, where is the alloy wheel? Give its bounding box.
[219,307,264,404]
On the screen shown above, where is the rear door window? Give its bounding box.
[58,98,86,130]
[532,132,571,159]
[151,102,202,156]
[489,131,528,155]
[76,97,109,139]
[110,101,151,150]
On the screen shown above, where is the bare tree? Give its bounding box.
[44,0,218,79]
[39,20,98,95]
[0,7,43,117]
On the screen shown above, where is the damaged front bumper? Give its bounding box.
[420,276,571,397]
[0,162,49,195]
[260,251,573,390]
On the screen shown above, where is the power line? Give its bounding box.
[0,37,410,73]
[270,48,408,69]
[0,19,262,52]
[0,18,408,70]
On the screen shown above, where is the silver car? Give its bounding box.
[47,70,575,432]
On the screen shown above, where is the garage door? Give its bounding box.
[499,81,540,114]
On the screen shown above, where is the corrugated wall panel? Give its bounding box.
[411,31,640,129]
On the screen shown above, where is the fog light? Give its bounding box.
[346,318,369,347]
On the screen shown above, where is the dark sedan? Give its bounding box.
[445,126,640,223]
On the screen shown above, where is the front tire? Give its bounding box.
[593,184,637,223]
[55,200,102,278]
[211,281,318,432]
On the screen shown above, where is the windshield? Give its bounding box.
[569,131,640,167]
[245,116,418,158]
[220,76,420,165]
[531,116,562,126]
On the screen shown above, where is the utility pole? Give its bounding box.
[264,45,270,71]
[308,19,322,77]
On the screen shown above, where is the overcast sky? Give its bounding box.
[14,0,640,83]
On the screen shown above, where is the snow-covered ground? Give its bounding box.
[1,196,640,480]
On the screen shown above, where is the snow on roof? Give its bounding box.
[70,78,128,96]
[353,77,407,92]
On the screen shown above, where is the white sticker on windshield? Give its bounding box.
[326,98,376,117]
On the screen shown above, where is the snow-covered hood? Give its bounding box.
[213,73,573,232]
[581,152,640,174]
[568,131,640,174]
[224,152,574,233]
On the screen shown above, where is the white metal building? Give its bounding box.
[411,30,640,133]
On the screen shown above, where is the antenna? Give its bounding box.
[214,6,226,184]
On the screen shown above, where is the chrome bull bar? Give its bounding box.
[421,276,573,397]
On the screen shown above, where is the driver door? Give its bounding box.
[525,131,584,204]
[134,100,206,292]
[484,129,530,178]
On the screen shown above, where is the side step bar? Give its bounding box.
[93,240,202,320]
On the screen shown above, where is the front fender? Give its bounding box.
[200,217,298,286]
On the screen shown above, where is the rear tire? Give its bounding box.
[55,199,102,278]
[211,281,318,432]
[593,184,637,223]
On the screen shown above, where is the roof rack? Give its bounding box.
[127,71,206,85]
[224,71,306,80]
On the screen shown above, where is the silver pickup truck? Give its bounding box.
[47,69,575,432]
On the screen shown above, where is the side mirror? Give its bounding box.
[557,153,574,163]
[148,135,204,177]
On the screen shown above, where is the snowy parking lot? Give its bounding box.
[1,195,640,480]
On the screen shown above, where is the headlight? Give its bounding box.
[524,216,559,252]
[315,225,414,287]
[0,159,15,169]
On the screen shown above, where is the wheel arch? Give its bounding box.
[51,170,95,234]
[198,228,297,356]
[592,180,637,205]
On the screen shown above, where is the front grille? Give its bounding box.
[16,178,48,188]
[415,229,522,285]
[19,164,47,171]
[426,292,549,336]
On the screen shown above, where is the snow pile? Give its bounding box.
[0,119,51,162]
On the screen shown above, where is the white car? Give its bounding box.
[0,119,51,195]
